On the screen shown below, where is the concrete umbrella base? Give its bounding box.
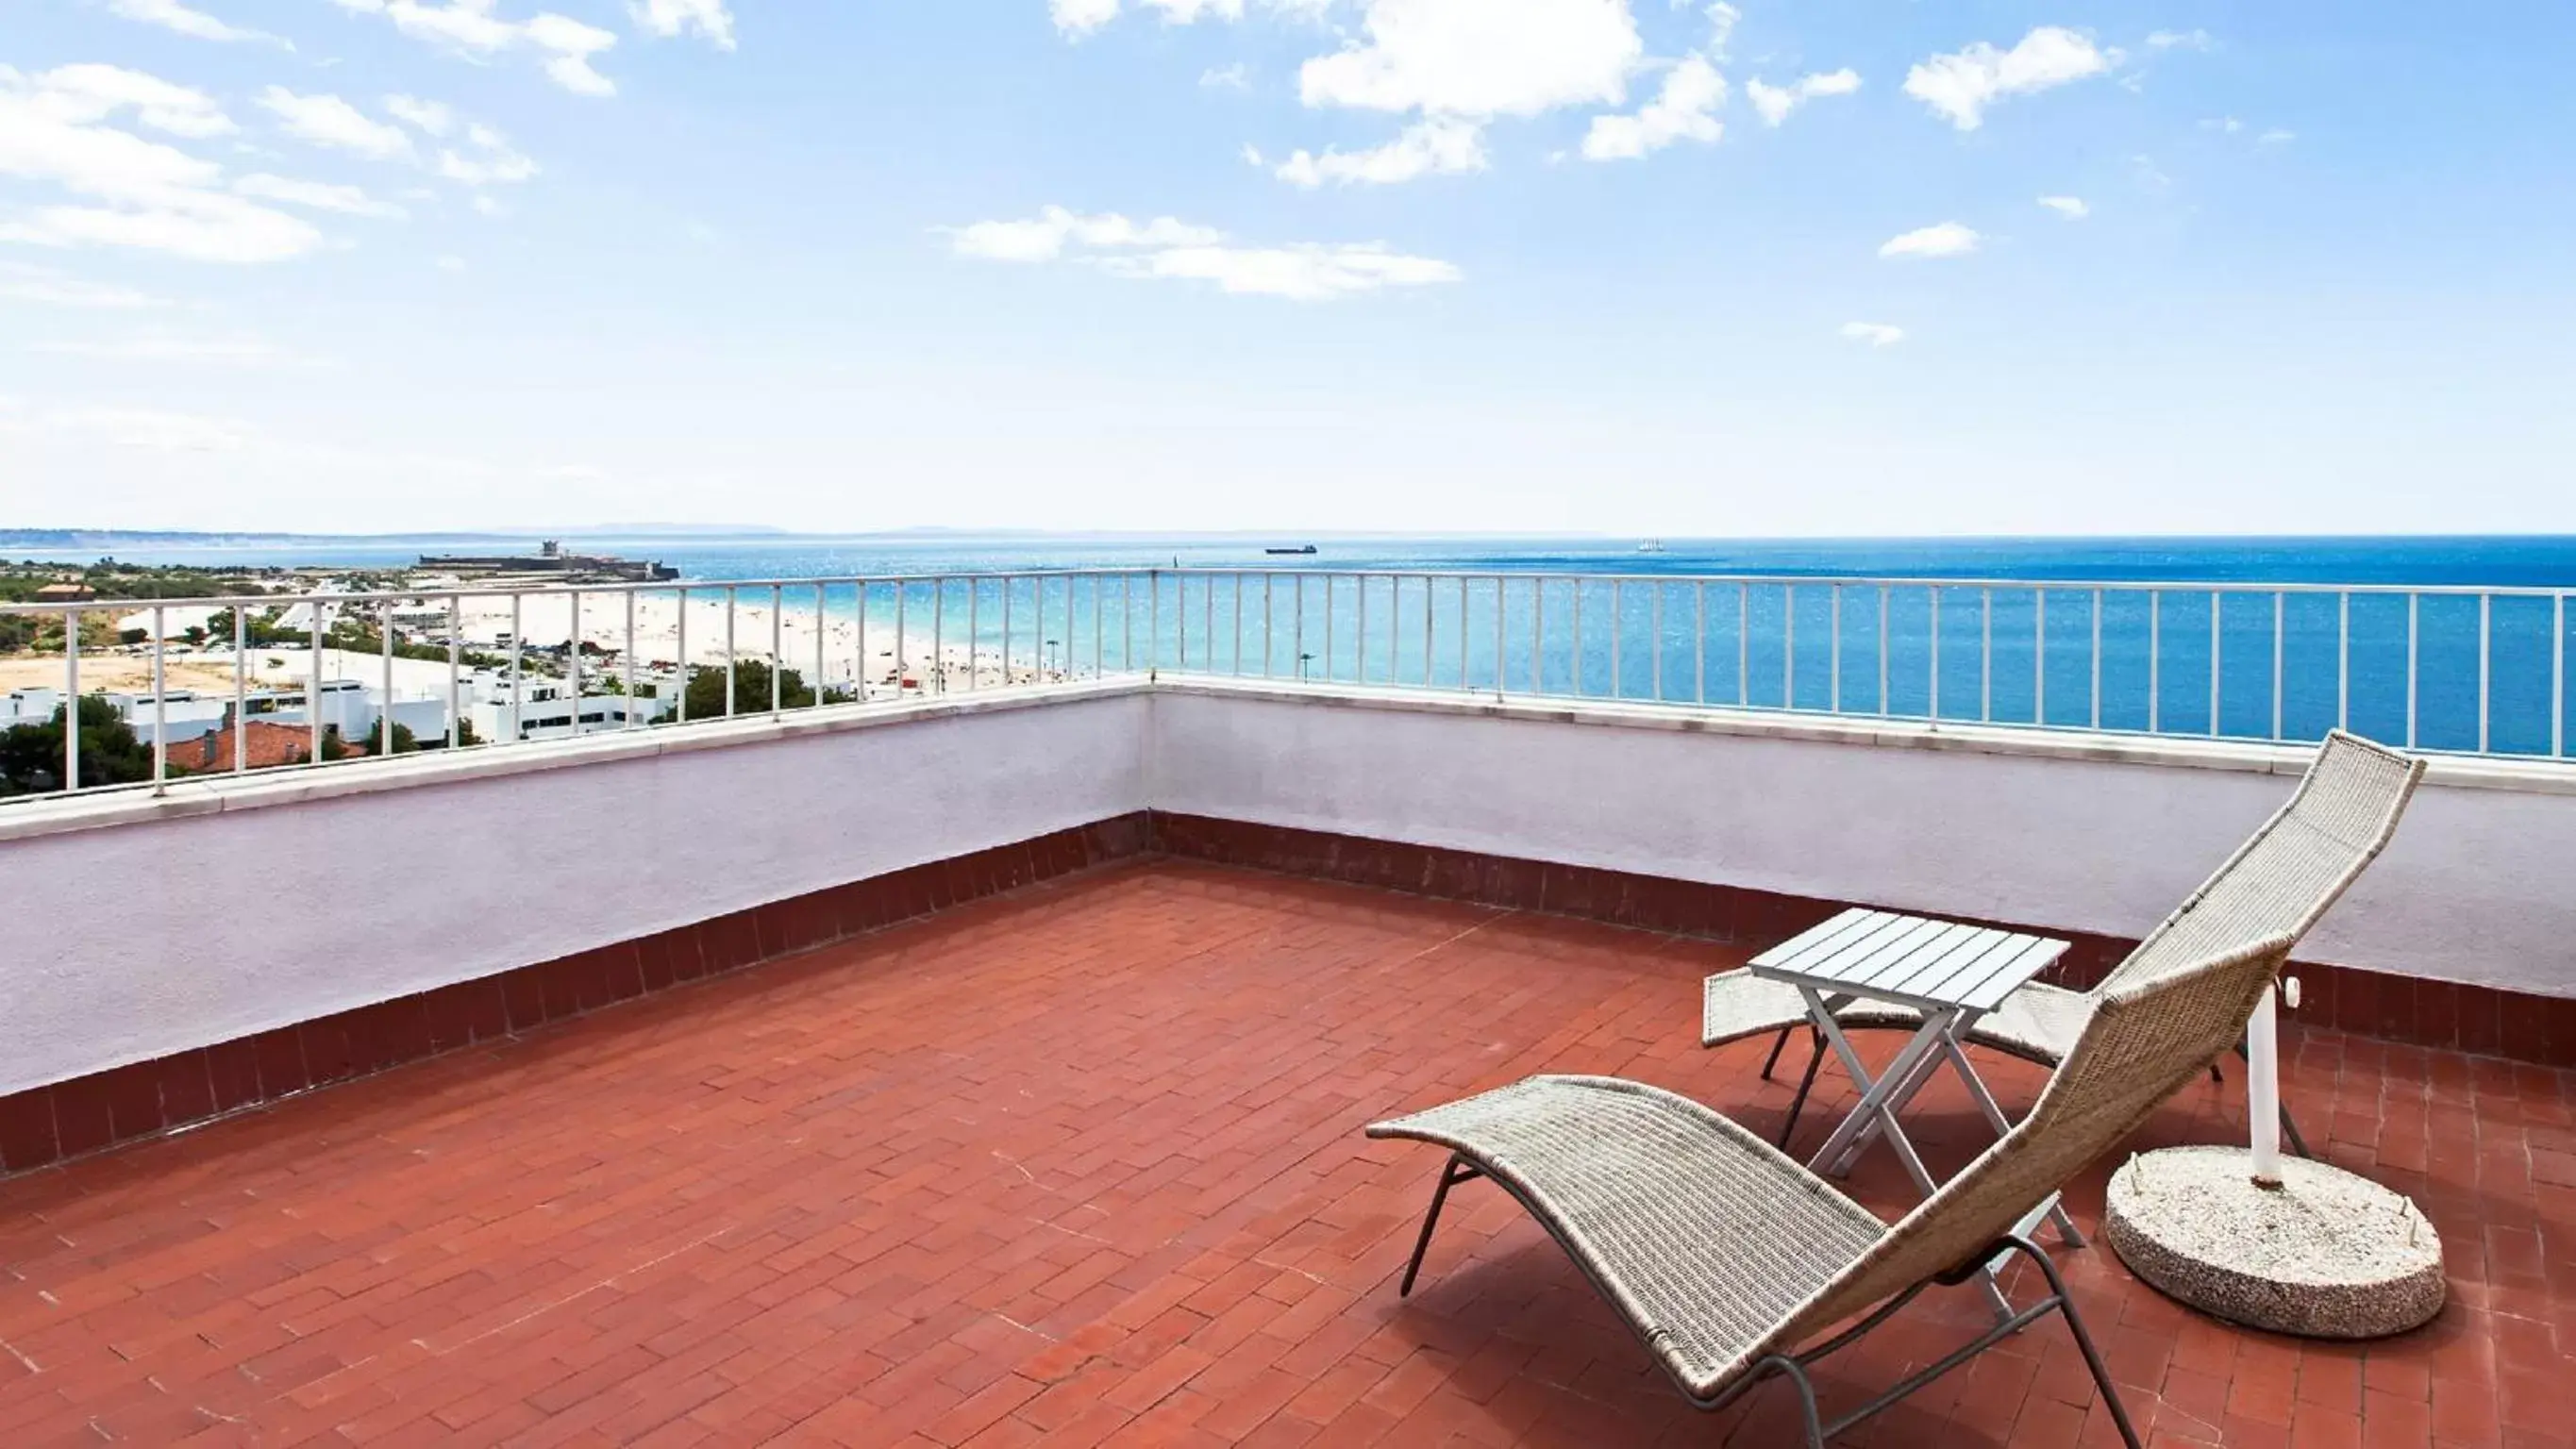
[2103,1145,2445,1340]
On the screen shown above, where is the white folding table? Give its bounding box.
[1749,907,2086,1310]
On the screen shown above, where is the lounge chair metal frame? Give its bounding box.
[1717,729,2425,1154]
[1376,933,2297,1446]
[1400,1158,2130,1443]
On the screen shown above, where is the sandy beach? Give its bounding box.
[1,587,1080,703]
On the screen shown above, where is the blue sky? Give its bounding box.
[4,1,2572,536]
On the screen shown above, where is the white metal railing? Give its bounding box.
[2,567,2568,805]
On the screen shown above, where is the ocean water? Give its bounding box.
[18,534,2574,758]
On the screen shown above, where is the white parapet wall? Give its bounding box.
[3,675,2571,1099]
[1146,681,2576,1000]
[0,686,1150,1098]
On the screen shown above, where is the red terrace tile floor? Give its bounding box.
[1,861,2571,1448]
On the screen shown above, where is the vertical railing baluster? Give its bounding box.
[2034,590,2046,726]
[677,587,692,722]
[1878,586,1890,717]
[1493,576,1506,700]
[2089,589,2102,731]
[1007,574,1018,685]
[314,596,329,764]
[64,604,80,791]
[2406,593,2418,748]
[1830,585,1842,714]
[769,584,783,715]
[1296,575,1307,680]
[379,596,395,757]
[1422,575,1434,688]
[1149,570,1161,678]
[1980,587,1992,724]
[2149,591,2161,735]
[1234,573,1246,677]
[240,602,255,769]
[2334,591,2350,734]
[152,607,168,792]
[2554,591,2567,758]
[1930,588,1942,722]
[568,590,583,736]
[1652,583,1664,702]
[2479,591,2492,755]
[1783,584,1795,710]
[2208,590,2220,739]
[968,576,979,691]
[628,591,642,726]
[724,587,738,717]
[1611,580,1623,700]
[1357,574,1370,685]
[1263,574,1275,678]
[813,583,827,708]
[510,593,525,743]
[1696,581,1708,705]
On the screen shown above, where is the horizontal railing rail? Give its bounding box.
[3,567,2568,806]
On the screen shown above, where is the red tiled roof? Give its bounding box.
[177,719,321,771]
[0,862,2558,1444]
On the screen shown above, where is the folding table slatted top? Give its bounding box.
[1751,908,2067,1016]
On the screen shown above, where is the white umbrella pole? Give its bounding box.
[2247,984,2283,1188]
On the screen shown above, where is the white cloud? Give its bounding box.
[1274,116,1485,187]
[108,0,291,47]
[1103,242,1458,300]
[472,193,506,216]
[43,405,256,451]
[527,14,618,95]
[2201,115,2243,134]
[384,94,456,136]
[629,0,736,49]
[2146,29,2214,51]
[1702,2,1739,60]
[0,65,320,263]
[434,254,466,271]
[1840,322,1903,347]
[947,206,1457,300]
[326,0,621,97]
[436,123,540,185]
[2037,194,2087,219]
[948,206,1223,263]
[1878,222,1980,258]
[1300,0,1644,118]
[1581,54,1722,160]
[1201,63,1250,91]
[258,87,415,159]
[18,64,236,138]
[1903,27,2114,131]
[32,336,292,366]
[1744,68,1858,127]
[235,173,408,219]
[1050,0,1122,34]
[0,260,168,308]
[2259,127,2295,144]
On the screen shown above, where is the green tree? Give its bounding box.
[0,615,33,652]
[679,660,823,719]
[0,695,156,797]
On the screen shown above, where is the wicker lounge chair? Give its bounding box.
[1704,729,2423,1151]
[1370,931,2297,1446]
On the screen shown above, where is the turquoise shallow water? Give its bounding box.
[17,535,2574,758]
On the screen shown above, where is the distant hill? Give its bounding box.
[0,526,790,548]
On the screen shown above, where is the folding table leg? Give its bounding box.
[1940,1038,2085,1247]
